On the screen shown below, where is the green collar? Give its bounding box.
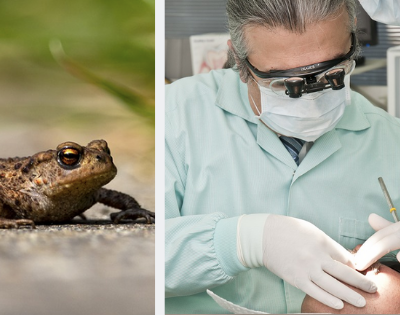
[335,94,371,132]
[216,69,259,124]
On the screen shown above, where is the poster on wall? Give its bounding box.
[189,33,230,75]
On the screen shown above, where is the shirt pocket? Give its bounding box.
[338,217,375,251]
[339,217,400,265]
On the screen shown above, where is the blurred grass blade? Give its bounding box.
[49,39,154,124]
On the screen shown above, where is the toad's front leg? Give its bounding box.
[0,200,36,229]
[96,188,155,224]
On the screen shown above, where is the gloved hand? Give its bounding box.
[354,213,400,271]
[237,214,377,310]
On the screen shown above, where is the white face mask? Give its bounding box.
[252,75,351,142]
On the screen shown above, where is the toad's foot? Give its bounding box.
[97,188,155,224]
[110,208,155,224]
[0,218,36,229]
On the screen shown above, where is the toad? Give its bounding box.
[0,139,155,228]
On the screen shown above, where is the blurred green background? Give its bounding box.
[0,0,154,92]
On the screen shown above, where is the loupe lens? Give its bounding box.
[325,68,345,90]
[284,77,304,98]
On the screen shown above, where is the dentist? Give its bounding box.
[165,0,400,313]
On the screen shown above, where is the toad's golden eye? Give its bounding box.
[57,147,81,167]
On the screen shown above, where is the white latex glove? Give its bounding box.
[354,213,400,271]
[237,214,377,310]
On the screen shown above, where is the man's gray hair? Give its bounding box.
[226,0,360,82]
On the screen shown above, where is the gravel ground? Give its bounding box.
[0,222,155,315]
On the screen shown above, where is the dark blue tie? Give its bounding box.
[280,136,305,165]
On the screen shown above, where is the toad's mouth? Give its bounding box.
[53,171,116,189]
[41,167,117,196]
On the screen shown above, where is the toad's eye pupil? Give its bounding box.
[59,148,80,165]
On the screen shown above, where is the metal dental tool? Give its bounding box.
[378,177,399,222]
